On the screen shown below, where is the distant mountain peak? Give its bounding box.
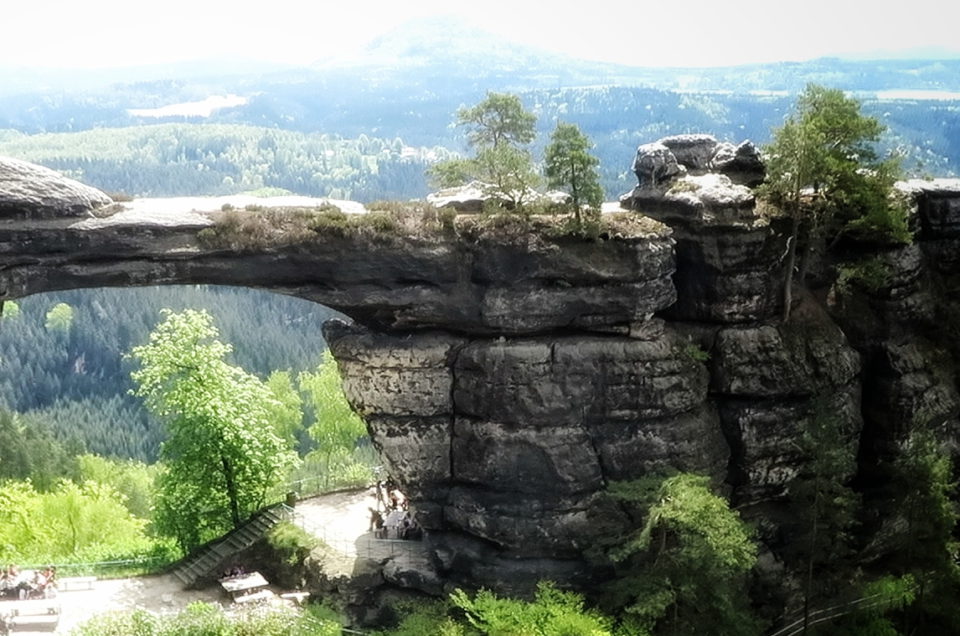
[313,15,566,70]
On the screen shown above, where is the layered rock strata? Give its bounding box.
[4,155,960,600]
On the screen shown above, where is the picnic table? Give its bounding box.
[219,571,272,603]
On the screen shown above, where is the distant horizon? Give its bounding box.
[5,3,959,74]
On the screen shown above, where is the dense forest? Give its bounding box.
[0,287,337,460]
[0,87,956,202]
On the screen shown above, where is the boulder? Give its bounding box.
[660,133,719,171]
[711,140,766,186]
[0,155,112,219]
[632,141,683,188]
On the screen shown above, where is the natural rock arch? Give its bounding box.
[4,154,960,595]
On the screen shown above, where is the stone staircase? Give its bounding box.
[172,504,292,588]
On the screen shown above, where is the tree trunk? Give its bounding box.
[782,213,801,323]
[221,454,242,528]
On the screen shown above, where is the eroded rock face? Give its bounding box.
[4,156,960,604]
[323,320,726,591]
[622,172,788,322]
[0,156,112,219]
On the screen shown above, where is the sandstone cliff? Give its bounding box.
[2,152,959,599]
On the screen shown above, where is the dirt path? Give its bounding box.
[3,573,224,634]
[3,489,431,634]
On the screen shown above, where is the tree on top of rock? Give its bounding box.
[760,84,910,322]
[456,92,537,150]
[545,121,604,224]
[429,92,541,210]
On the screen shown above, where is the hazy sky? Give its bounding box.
[5,0,959,69]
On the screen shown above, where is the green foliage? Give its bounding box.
[1,300,19,319]
[431,92,541,211]
[884,429,960,631]
[0,409,79,490]
[0,478,159,566]
[449,581,613,636]
[44,302,74,332]
[604,473,759,636]
[129,309,297,550]
[761,84,905,239]
[372,599,465,636]
[267,521,321,567]
[296,350,375,490]
[786,402,860,617]
[428,158,476,189]
[836,257,892,294]
[0,286,332,462]
[682,343,710,363]
[544,122,604,216]
[76,453,157,519]
[823,575,916,636]
[265,371,306,451]
[0,123,442,202]
[70,602,340,636]
[456,92,537,150]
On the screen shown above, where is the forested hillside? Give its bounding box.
[1,88,956,202]
[0,124,448,200]
[0,287,336,460]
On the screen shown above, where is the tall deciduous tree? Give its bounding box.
[129,309,296,550]
[761,84,903,322]
[544,121,604,223]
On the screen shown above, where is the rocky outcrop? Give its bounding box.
[324,319,726,591]
[426,180,571,212]
[0,156,113,219]
[4,157,960,607]
[622,171,788,322]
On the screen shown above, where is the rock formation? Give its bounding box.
[2,154,960,606]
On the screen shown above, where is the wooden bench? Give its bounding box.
[58,576,97,591]
[5,599,60,616]
[233,589,275,604]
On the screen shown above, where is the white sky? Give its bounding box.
[3,0,958,69]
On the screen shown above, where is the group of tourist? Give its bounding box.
[0,564,57,600]
[369,477,422,540]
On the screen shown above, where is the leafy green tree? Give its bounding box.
[129,309,297,550]
[785,404,860,631]
[77,454,157,519]
[298,350,371,488]
[0,409,78,490]
[265,370,305,452]
[760,84,904,321]
[603,473,759,636]
[544,122,604,222]
[1,300,19,320]
[429,92,541,210]
[473,145,542,210]
[456,92,537,150]
[0,478,156,565]
[44,302,74,332]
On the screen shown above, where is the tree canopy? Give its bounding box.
[129,309,297,550]
[456,92,537,150]
[544,121,604,220]
[430,92,541,210]
[760,84,909,321]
